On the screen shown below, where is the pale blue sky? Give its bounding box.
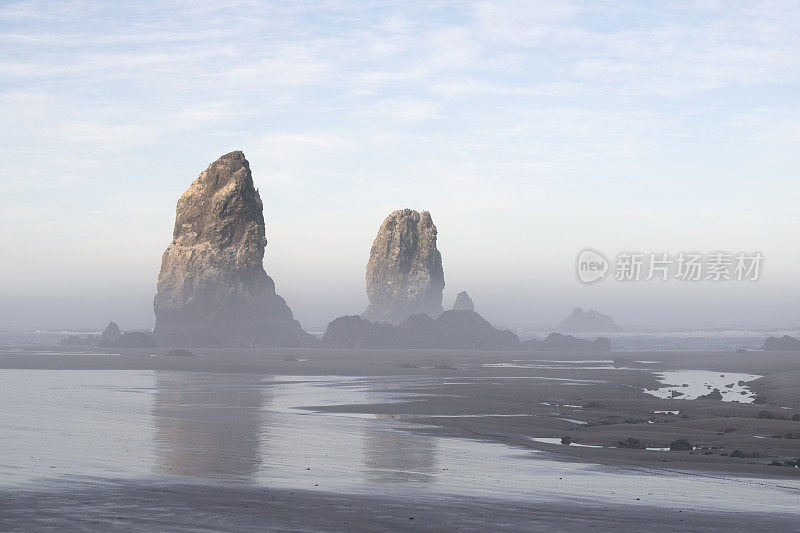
[1,1,799,330]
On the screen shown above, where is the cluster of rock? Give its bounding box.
[323,310,519,350]
[60,321,156,348]
[322,309,609,351]
[152,151,312,348]
[764,335,800,351]
[321,210,609,351]
[557,307,621,332]
[69,152,616,352]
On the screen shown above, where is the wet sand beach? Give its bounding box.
[1,346,799,531]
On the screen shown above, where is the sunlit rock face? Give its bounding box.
[362,209,444,325]
[153,151,312,347]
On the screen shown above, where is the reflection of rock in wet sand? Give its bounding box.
[363,428,438,483]
[361,393,438,483]
[152,372,268,479]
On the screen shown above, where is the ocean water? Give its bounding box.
[0,328,797,351]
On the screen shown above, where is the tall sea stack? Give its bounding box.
[363,209,444,324]
[153,151,311,347]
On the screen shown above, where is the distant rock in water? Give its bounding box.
[557,307,621,332]
[102,321,122,342]
[452,291,474,311]
[399,310,519,350]
[323,310,517,350]
[764,335,800,351]
[362,209,444,325]
[152,151,312,348]
[98,321,122,347]
[114,331,156,348]
[521,332,611,352]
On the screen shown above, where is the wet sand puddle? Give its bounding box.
[643,370,762,402]
[0,369,799,513]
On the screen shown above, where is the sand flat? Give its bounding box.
[1,347,799,531]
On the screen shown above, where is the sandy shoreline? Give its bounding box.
[2,347,800,477]
[1,346,799,531]
[2,478,797,532]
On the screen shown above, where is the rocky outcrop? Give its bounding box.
[521,332,611,352]
[322,311,607,351]
[321,315,399,348]
[398,310,519,350]
[362,209,444,324]
[153,151,312,347]
[324,310,518,350]
[764,335,800,351]
[452,291,474,311]
[669,438,693,451]
[557,307,621,332]
[97,321,122,347]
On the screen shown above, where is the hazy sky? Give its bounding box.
[1,1,799,331]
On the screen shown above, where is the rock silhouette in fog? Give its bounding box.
[153,151,312,347]
[452,291,474,311]
[323,310,517,350]
[98,321,122,346]
[557,307,621,332]
[362,209,444,324]
[764,335,800,351]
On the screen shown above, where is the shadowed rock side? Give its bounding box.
[362,209,444,324]
[153,151,312,347]
[323,311,608,351]
[452,291,474,311]
[97,321,122,347]
[764,335,800,351]
[557,307,622,332]
[521,332,611,352]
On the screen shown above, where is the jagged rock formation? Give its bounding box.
[363,209,444,324]
[98,321,122,346]
[764,335,800,351]
[557,307,621,332]
[153,151,312,347]
[521,332,611,352]
[452,291,474,311]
